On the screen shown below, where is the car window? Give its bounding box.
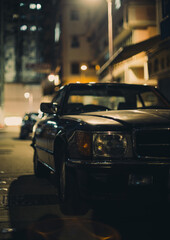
[62,84,169,114]
[68,95,125,110]
[137,91,160,107]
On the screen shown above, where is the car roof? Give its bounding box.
[60,82,155,90]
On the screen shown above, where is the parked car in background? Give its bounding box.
[31,83,170,214]
[19,112,40,139]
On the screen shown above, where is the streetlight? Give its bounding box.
[86,0,114,58]
[105,0,115,81]
[80,64,88,71]
[48,74,55,82]
[91,0,114,81]
[48,74,60,86]
[0,0,4,127]
[107,0,113,59]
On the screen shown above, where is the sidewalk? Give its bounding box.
[0,125,20,133]
[0,124,6,133]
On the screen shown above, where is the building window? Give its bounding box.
[161,58,165,69]
[71,63,80,74]
[148,62,152,74]
[71,36,80,48]
[70,10,79,20]
[29,3,36,9]
[167,55,170,67]
[37,4,42,10]
[154,59,159,72]
[162,0,170,18]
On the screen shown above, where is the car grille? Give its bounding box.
[134,128,170,159]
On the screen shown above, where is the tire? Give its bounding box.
[60,169,89,215]
[55,145,89,215]
[33,150,50,178]
[19,133,27,139]
[19,128,29,139]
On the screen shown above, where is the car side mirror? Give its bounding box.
[40,102,60,114]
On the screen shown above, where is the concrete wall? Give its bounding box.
[4,83,42,118]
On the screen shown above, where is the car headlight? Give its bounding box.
[69,131,130,159]
[93,132,128,158]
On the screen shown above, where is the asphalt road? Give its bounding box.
[0,127,169,240]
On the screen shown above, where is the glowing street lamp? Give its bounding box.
[48,74,60,86]
[80,64,88,71]
[24,92,30,99]
[48,74,55,82]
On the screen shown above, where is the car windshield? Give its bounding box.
[63,84,169,114]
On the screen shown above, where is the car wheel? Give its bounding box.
[60,169,89,215]
[33,150,50,178]
[19,129,29,139]
[56,148,88,215]
[19,133,27,139]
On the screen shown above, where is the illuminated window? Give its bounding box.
[29,3,42,10]
[13,14,19,19]
[29,3,36,9]
[55,23,61,42]
[115,0,121,9]
[30,26,37,31]
[20,25,27,31]
[37,4,42,10]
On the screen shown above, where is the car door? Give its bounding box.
[35,115,51,166]
[46,88,67,170]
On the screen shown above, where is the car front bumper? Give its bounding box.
[67,158,170,202]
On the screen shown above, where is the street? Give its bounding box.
[0,127,169,240]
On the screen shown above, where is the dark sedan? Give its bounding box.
[19,112,39,139]
[31,83,170,214]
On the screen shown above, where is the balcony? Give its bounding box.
[124,2,156,29]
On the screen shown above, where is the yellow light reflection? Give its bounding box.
[27,217,121,240]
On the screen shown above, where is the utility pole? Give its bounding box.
[107,0,113,58]
[0,0,5,126]
[106,0,114,81]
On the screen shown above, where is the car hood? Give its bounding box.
[65,109,170,128]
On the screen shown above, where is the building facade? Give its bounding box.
[0,0,57,123]
[54,0,104,85]
[148,0,170,101]
[96,0,158,85]
[54,0,162,87]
